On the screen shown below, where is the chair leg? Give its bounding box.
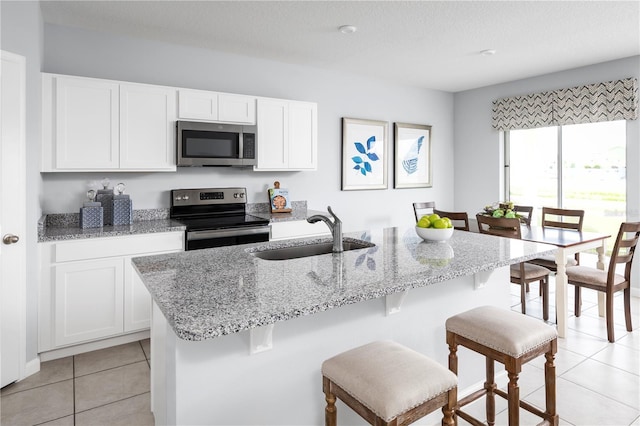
[526,282,530,293]
[507,370,520,426]
[542,278,549,321]
[606,293,615,343]
[544,350,559,426]
[323,377,337,426]
[442,387,457,426]
[574,285,582,317]
[485,357,496,426]
[520,284,526,315]
[624,287,633,332]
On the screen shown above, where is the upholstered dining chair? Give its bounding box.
[412,201,436,222]
[476,214,551,320]
[528,207,585,272]
[566,221,640,342]
[434,209,470,231]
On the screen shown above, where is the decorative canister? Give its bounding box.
[95,178,114,226]
[112,182,133,226]
[79,189,103,229]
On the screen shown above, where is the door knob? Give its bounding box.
[2,234,19,245]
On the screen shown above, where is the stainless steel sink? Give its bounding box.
[251,238,375,261]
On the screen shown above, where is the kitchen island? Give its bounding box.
[132,226,555,425]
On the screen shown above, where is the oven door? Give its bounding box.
[185,226,270,250]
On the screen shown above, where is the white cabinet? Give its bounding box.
[255,98,317,171]
[178,88,256,124]
[119,83,176,169]
[42,73,177,172]
[39,232,183,353]
[54,258,124,346]
[270,220,331,241]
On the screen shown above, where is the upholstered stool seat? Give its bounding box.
[322,340,458,426]
[446,306,559,426]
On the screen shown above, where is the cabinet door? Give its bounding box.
[178,89,218,121]
[218,93,256,124]
[288,101,317,170]
[124,258,151,332]
[256,98,288,169]
[120,84,176,170]
[54,259,124,346]
[54,76,119,169]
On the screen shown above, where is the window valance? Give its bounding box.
[492,78,638,131]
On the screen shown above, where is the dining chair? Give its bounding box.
[528,207,585,272]
[513,205,533,226]
[566,221,640,342]
[476,214,551,320]
[412,201,436,222]
[434,209,470,231]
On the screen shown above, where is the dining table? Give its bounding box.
[520,226,610,338]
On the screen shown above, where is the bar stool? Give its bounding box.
[446,306,559,426]
[322,340,458,426]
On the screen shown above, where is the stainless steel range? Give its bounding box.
[170,187,271,250]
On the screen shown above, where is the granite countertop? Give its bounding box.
[38,202,320,242]
[37,208,186,242]
[131,226,556,341]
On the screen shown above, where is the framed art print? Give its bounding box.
[394,122,432,188]
[342,117,388,191]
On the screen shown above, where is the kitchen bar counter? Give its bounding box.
[132,226,556,425]
[133,227,555,341]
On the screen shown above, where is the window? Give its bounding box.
[506,120,626,252]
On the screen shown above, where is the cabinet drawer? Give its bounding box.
[270,220,331,241]
[54,232,184,263]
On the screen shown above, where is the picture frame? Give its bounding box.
[341,117,388,191]
[394,122,432,188]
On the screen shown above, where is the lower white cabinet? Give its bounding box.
[270,220,331,241]
[39,232,183,352]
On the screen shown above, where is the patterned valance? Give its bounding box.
[492,78,638,131]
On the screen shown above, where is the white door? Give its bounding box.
[1,50,27,387]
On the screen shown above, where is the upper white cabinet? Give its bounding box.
[255,98,317,171]
[42,73,177,172]
[178,89,256,124]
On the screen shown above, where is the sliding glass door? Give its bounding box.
[507,120,626,252]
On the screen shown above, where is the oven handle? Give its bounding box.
[186,226,271,241]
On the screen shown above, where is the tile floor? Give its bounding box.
[1,282,639,426]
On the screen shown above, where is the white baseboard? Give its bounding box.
[39,330,150,362]
[23,357,41,379]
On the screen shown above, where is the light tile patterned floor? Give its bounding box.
[1,285,639,425]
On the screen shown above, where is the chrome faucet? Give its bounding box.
[307,206,343,253]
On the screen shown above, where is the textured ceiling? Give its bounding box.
[39,0,640,92]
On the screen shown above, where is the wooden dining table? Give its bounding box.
[520,226,610,338]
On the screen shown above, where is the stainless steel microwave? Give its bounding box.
[176,121,257,167]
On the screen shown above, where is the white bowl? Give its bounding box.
[415,226,454,242]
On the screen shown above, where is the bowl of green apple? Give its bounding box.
[415,213,454,242]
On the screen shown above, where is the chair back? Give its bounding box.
[608,222,640,286]
[413,202,436,222]
[434,209,470,231]
[541,207,584,231]
[476,214,522,239]
[513,205,533,226]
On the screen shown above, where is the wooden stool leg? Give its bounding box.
[545,350,559,425]
[323,377,337,426]
[485,357,496,426]
[442,387,457,426]
[447,333,458,375]
[507,370,520,426]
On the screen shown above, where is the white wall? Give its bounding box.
[1,0,43,364]
[41,23,455,231]
[453,55,640,292]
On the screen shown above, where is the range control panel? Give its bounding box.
[171,187,247,207]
